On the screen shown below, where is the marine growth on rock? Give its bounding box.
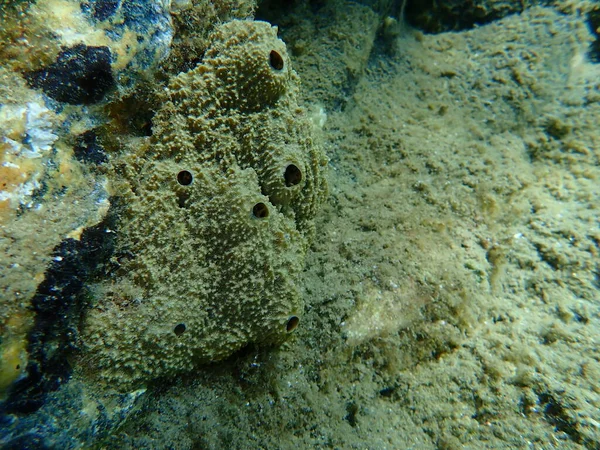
[79,20,328,388]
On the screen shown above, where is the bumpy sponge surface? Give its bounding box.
[80,20,328,388]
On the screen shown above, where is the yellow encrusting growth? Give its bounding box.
[80,20,328,388]
[0,315,31,398]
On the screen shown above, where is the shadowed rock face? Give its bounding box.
[404,0,544,33]
[79,20,328,389]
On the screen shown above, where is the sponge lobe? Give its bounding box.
[204,20,293,111]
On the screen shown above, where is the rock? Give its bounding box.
[404,0,544,33]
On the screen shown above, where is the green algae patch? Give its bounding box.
[79,20,328,389]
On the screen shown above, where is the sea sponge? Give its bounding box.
[79,20,328,388]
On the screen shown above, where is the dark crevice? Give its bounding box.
[106,88,156,137]
[536,391,583,444]
[344,402,359,427]
[403,0,552,33]
[73,130,109,166]
[587,6,600,63]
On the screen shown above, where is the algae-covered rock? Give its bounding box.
[80,20,328,388]
[0,67,110,400]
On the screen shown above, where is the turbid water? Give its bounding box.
[1,1,598,448]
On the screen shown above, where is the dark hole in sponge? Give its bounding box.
[284,164,302,187]
[252,202,269,218]
[269,50,284,70]
[174,323,186,336]
[177,170,193,186]
[286,316,299,332]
